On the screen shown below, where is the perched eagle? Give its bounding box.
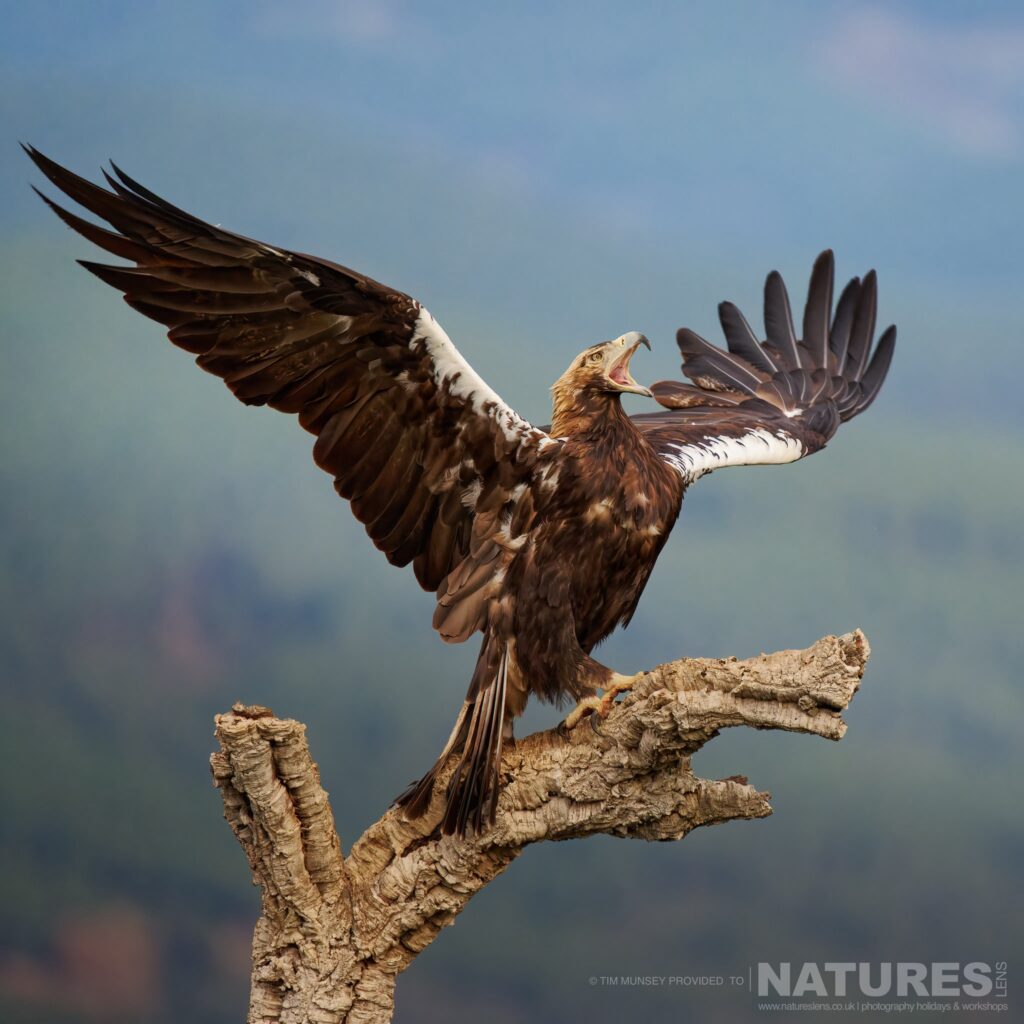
[26,146,896,836]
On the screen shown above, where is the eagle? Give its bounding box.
[26,146,896,836]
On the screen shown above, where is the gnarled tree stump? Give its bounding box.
[210,629,869,1023]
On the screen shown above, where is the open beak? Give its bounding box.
[607,333,652,397]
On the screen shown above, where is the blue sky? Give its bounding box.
[5,1,1023,276]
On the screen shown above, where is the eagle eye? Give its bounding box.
[588,350,603,365]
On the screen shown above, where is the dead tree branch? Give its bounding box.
[210,629,869,1023]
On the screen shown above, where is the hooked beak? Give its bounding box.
[607,333,652,397]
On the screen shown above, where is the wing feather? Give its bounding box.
[28,146,559,630]
[828,276,861,371]
[764,270,802,369]
[638,251,896,482]
[845,270,878,381]
[802,250,834,368]
[718,300,781,374]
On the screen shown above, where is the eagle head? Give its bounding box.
[556,332,653,399]
[549,332,653,435]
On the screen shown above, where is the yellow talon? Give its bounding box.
[598,672,639,716]
[563,696,603,730]
[563,673,640,729]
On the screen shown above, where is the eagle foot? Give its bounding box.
[562,696,604,730]
[563,673,640,730]
[599,672,640,715]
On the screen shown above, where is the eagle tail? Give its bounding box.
[395,642,510,837]
[394,701,471,820]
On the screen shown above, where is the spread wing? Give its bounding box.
[26,146,559,613]
[633,250,896,482]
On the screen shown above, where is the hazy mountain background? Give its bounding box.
[1,2,1021,1021]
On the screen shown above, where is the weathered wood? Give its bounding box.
[210,630,869,1023]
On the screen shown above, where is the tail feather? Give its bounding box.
[395,699,471,820]
[443,645,508,836]
[395,644,510,837]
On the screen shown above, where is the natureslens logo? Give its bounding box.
[757,961,1007,999]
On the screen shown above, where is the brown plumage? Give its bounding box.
[26,147,897,835]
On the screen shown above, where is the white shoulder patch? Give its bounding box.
[661,427,805,483]
[411,306,548,444]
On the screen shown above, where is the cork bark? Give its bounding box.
[210,629,870,1023]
